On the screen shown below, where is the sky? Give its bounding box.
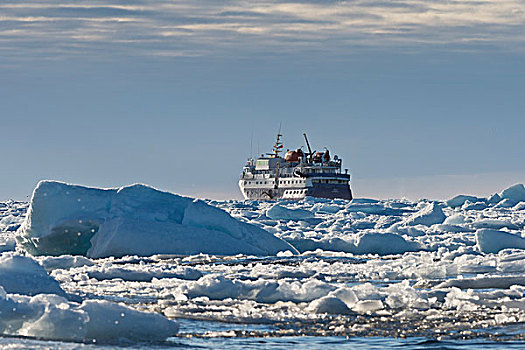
[1,0,525,201]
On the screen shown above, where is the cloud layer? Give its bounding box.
[1,0,524,61]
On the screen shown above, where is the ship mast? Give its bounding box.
[272,123,283,158]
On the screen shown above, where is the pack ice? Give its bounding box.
[17,181,296,258]
[0,252,178,343]
[4,182,525,342]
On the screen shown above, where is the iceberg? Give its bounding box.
[17,181,296,258]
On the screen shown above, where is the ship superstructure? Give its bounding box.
[239,133,353,201]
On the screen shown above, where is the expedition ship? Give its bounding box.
[239,133,353,201]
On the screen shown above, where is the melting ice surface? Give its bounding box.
[2,182,525,347]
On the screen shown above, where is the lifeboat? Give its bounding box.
[285,149,304,162]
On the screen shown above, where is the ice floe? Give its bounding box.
[266,204,314,220]
[477,229,525,254]
[404,202,445,226]
[500,184,525,203]
[0,291,179,343]
[0,252,179,343]
[0,252,65,296]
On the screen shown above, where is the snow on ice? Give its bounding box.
[2,182,525,342]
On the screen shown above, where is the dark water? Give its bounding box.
[171,337,525,349]
[1,335,523,349]
[169,319,524,349]
[1,319,523,349]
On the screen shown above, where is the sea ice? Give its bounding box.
[79,299,179,342]
[500,184,525,203]
[447,195,482,208]
[0,252,179,343]
[0,290,179,343]
[476,229,525,254]
[352,300,384,314]
[4,182,525,342]
[472,219,519,230]
[443,214,468,225]
[0,252,65,296]
[404,202,445,226]
[18,181,296,258]
[266,204,314,220]
[354,232,421,255]
[308,296,352,315]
